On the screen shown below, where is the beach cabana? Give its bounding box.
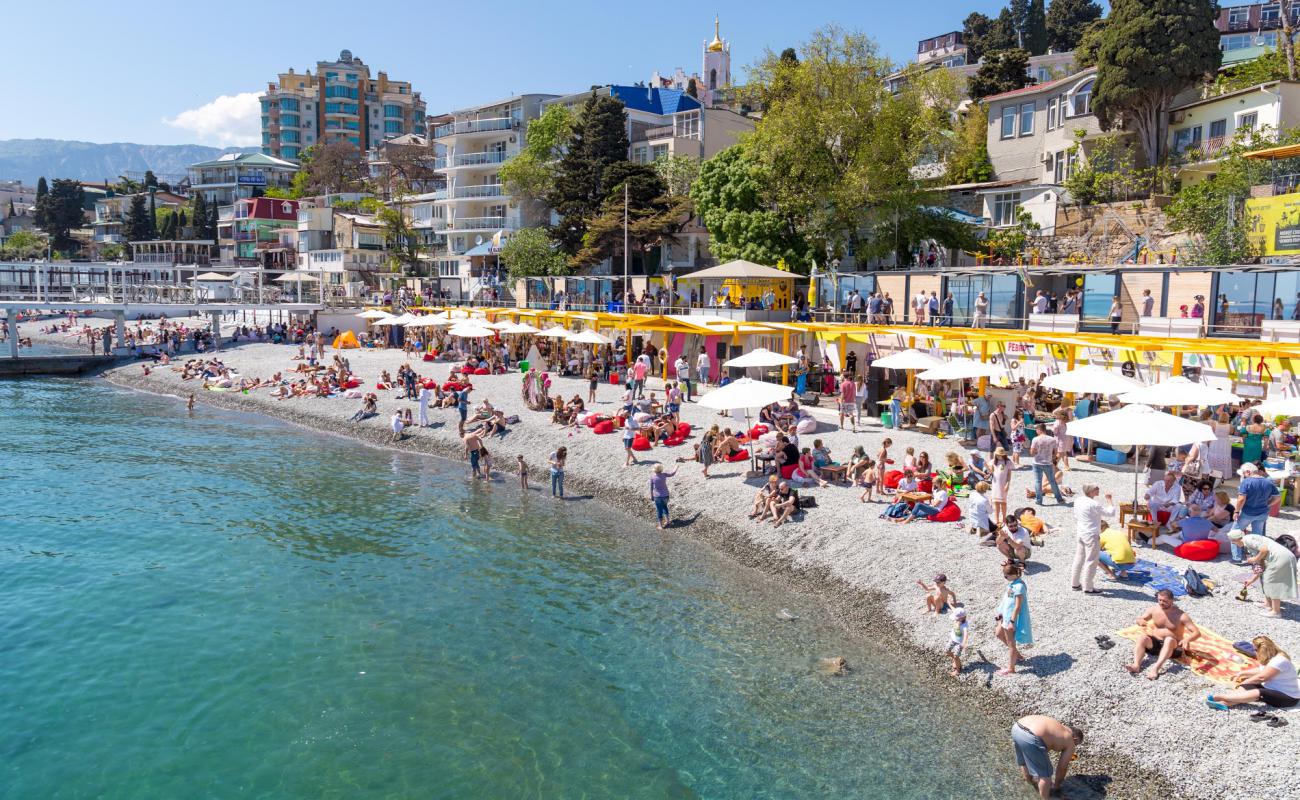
[677,260,797,312]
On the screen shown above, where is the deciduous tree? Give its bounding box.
[690,144,810,267]
[945,104,994,184]
[500,226,568,279]
[1092,0,1221,167]
[291,142,367,197]
[0,229,47,260]
[499,103,574,203]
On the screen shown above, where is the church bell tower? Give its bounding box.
[702,16,730,105]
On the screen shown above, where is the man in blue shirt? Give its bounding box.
[1231,463,1279,563]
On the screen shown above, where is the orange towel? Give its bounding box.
[1115,624,1259,686]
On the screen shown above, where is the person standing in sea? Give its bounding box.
[548,447,567,498]
[650,464,679,530]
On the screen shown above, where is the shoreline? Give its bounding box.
[100,343,1295,800]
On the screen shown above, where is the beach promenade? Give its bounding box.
[101,341,1296,800]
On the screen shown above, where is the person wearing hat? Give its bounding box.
[1230,463,1279,564]
[947,606,970,677]
[1229,528,1297,618]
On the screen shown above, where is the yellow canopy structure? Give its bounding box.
[332,330,360,349]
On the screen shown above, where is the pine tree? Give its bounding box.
[1009,0,1031,47]
[6,198,14,218]
[124,195,151,242]
[545,91,630,257]
[963,12,994,63]
[39,179,86,252]
[33,176,49,228]
[144,170,158,188]
[686,78,698,98]
[206,201,218,240]
[969,49,1033,98]
[987,9,1020,53]
[1046,0,1104,52]
[147,191,158,239]
[1025,0,1049,55]
[191,194,208,241]
[178,209,188,237]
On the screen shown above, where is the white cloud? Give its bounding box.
[163,92,262,147]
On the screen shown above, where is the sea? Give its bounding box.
[0,378,1028,799]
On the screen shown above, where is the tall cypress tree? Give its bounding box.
[124,195,151,242]
[147,191,158,239]
[545,92,630,257]
[191,194,208,241]
[206,201,218,240]
[1025,0,1049,55]
[33,176,49,228]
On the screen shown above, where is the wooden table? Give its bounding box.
[1119,502,1149,528]
[898,491,933,504]
[820,463,849,483]
[1126,519,1159,546]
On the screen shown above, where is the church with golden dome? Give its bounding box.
[650,17,732,109]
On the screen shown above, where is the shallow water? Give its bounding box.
[0,379,1028,799]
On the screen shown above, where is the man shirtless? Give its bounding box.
[463,430,484,480]
[1011,715,1083,799]
[1125,589,1201,680]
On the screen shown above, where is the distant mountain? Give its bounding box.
[0,139,257,185]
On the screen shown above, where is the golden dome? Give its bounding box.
[707,16,725,52]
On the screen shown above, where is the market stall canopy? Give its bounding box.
[723,348,799,368]
[1065,403,1215,447]
[1040,365,1142,396]
[677,260,797,281]
[567,329,614,345]
[1118,376,1241,407]
[917,358,1003,381]
[870,349,946,371]
[697,378,794,411]
[194,272,234,281]
[274,272,320,282]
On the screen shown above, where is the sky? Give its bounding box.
[6,0,1063,147]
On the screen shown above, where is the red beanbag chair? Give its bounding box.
[1155,510,1172,526]
[664,435,685,447]
[917,478,933,494]
[422,379,435,389]
[422,353,435,362]
[676,423,691,437]
[344,379,361,389]
[593,420,615,435]
[376,382,389,390]
[473,367,490,375]
[442,381,464,392]
[749,424,769,439]
[883,470,903,490]
[780,463,798,480]
[928,502,962,523]
[610,374,621,385]
[1175,539,1219,561]
[725,449,751,463]
[632,435,652,451]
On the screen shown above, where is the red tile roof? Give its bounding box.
[981,68,1095,102]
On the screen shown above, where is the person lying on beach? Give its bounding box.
[1125,589,1201,680]
[916,573,957,614]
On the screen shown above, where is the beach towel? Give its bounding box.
[1115,623,1260,686]
[1129,559,1189,598]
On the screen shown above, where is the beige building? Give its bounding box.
[1170,80,1300,184]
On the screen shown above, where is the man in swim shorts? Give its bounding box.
[1011,714,1083,799]
[1125,588,1201,680]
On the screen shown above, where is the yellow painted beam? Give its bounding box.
[978,341,990,397]
[782,330,791,385]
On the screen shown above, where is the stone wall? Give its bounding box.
[1043,199,1195,265]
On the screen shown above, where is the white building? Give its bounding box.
[187,152,298,206]
[1170,80,1300,183]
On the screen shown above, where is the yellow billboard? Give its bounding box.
[1246,193,1300,256]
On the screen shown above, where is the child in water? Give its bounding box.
[517,454,528,491]
[916,573,958,615]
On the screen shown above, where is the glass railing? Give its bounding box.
[451,216,508,230]
[433,118,514,138]
[451,185,505,199]
[452,151,509,167]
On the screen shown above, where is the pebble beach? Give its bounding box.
[94,338,1297,800]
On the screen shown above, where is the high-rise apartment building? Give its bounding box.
[259,50,426,162]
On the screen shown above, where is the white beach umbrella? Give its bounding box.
[567,329,613,345]
[723,347,798,368]
[697,378,794,411]
[274,272,319,282]
[917,358,1003,381]
[536,326,572,338]
[1067,403,1216,507]
[1040,365,1142,396]
[1255,396,1300,418]
[870,348,945,371]
[503,322,541,335]
[356,309,392,319]
[370,316,404,326]
[1119,376,1241,407]
[485,320,516,330]
[449,323,496,338]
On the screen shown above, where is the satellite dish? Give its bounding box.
[475,235,484,246]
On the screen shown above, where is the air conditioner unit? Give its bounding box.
[1171,110,1186,124]
[1042,151,1054,163]
[509,135,517,143]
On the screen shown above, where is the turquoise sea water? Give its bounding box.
[0,379,1027,799]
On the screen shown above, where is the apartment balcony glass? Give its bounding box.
[432,157,447,169]
[433,118,514,138]
[218,206,236,221]
[450,185,505,199]
[451,216,508,230]
[451,151,509,167]
[94,234,125,244]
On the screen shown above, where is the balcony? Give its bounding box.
[450,184,506,199]
[433,117,514,138]
[233,231,256,241]
[1226,19,1253,32]
[451,216,508,231]
[412,217,448,230]
[1173,135,1231,165]
[218,206,236,221]
[94,234,125,244]
[451,151,509,167]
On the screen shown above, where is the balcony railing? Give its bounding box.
[93,234,125,244]
[433,118,514,138]
[1227,19,1253,32]
[450,184,505,199]
[432,157,447,169]
[412,217,448,230]
[451,216,507,230]
[233,231,256,241]
[452,151,509,167]
[1174,135,1231,164]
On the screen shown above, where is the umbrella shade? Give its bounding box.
[409,315,454,327]
[356,309,393,319]
[917,358,1003,381]
[449,324,496,338]
[370,317,403,326]
[536,326,572,338]
[1119,376,1241,407]
[274,272,320,282]
[567,329,613,345]
[870,349,945,371]
[723,347,799,368]
[503,322,541,335]
[1040,365,1142,396]
[1255,396,1300,418]
[697,378,794,411]
[1065,404,1215,448]
[194,272,233,281]
[485,320,516,330]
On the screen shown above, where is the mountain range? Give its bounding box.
[0,139,256,186]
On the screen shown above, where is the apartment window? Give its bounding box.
[992,192,1022,227]
[343,120,359,130]
[384,104,403,118]
[1053,151,1065,183]
[1209,118,1228,143]
[279,98,299,112]
[1019,102,1035,136]
[384,120,403,134]
[281,114,299,127]
[346,73,358,82]
[651,144,669,160]
[1240,111,1259,130]
[326,72,338,81]
[1000,105,1017,139]
[282,130,300,143]
[260,100,271,113]
[1047,97,1059,131]
[1174,126,1203,153]
[1229,7,1250,26]
[1259,31,1279,47]
[1069,81,1093,117]
[631,145,649,163]
[1221,33,1254,51]
[674,111,700,139]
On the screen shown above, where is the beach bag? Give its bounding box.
[1183,568,1209,597]
[798,495,818,509]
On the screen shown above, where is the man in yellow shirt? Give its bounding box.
[1098,523,1136,580]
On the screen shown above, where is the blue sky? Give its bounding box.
[7,0,1054,146]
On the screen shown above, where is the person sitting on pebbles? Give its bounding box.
[1125,589,1202,681]
[916,573,957,614]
